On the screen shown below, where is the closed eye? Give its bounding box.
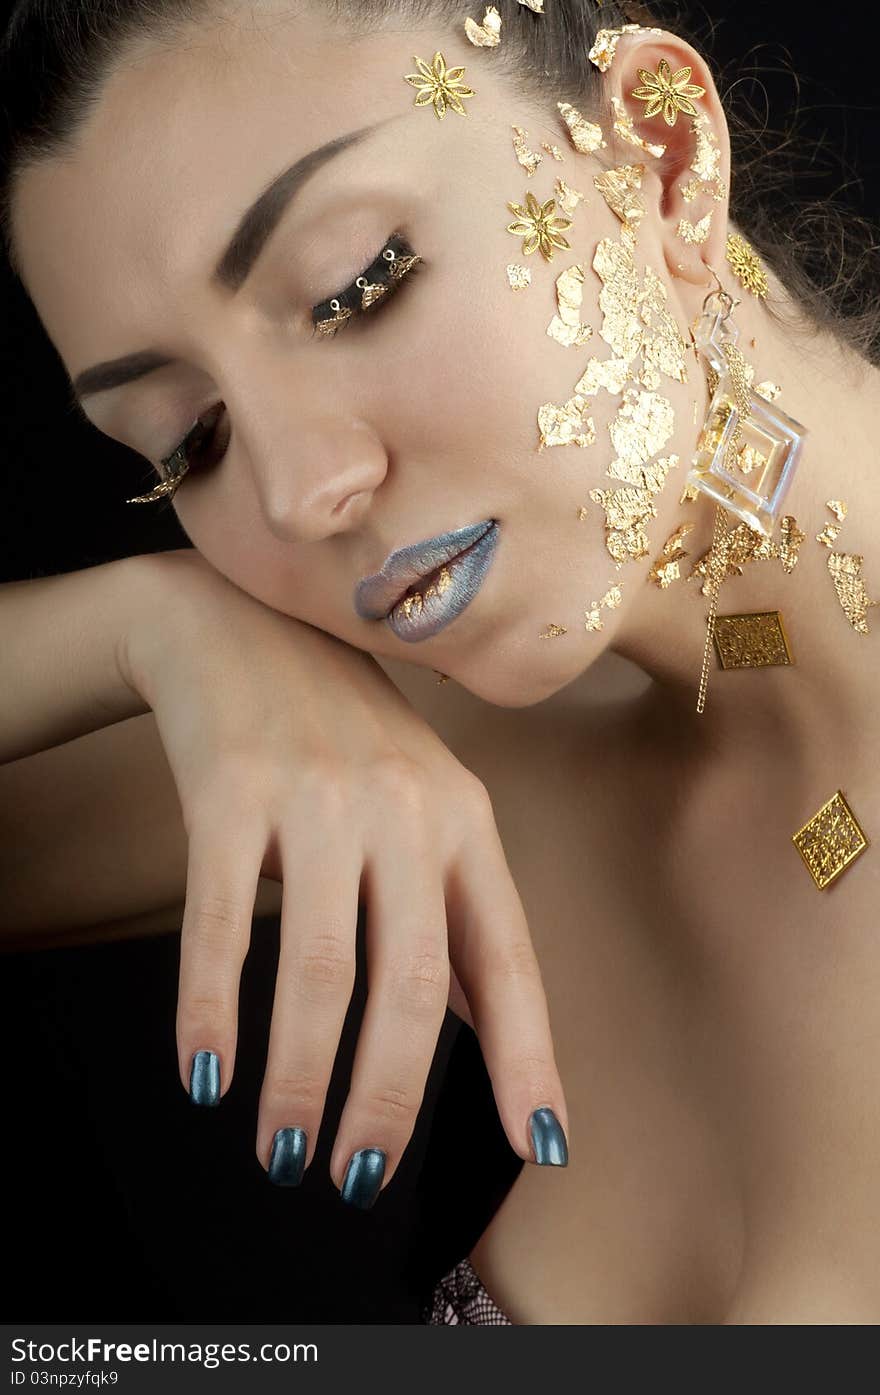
[310,229,424,338]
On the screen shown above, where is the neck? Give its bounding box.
[609,289,880,776]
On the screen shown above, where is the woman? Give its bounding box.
[2,0,879,1324]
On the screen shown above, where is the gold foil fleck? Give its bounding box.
[680,481,700,504]
[693,400,700,425]
[437,565,452,594]
[639,264,689,384]
[816,521,842,549]
[537,396,596,449]
[554,176,587,215]
[592,237,644,365]
[600,585,623,608]
[584,604,604,631]
[557,101,607,154]
[515,0,544,11]
[827,552,879,634]
[507,190,573,260]
[677,212,713,245]
[736,442,766,476]
[577,505,589,521]
[593,163,646,233]
[713,611,793,669]
[607,390,676,476]
[588,24,650,72]
[608,95,666,158]
[512,125,543,176]
[826,499,848,523]
[755,380,782,402]
[688,520,777,599]
[573,355,631,397]
[648,519,695,587]
[678,113,726,202]
[506,263,532,290]
[546,263,594,347]
[541,142,566,162]
[792,790,869,890]
[539,623,568,638]
[434,671,450,683]
[464,5,502,46]
[778,515,806,574]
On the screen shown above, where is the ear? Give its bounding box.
[601,30,732,304]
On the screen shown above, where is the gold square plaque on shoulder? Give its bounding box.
[713,611,793,669]
[792,790,869,890]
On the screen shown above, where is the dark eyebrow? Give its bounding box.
[71,120,388,401]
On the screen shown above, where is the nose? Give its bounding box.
[250,412,389,544]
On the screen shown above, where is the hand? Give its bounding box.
[121,548,568,1200]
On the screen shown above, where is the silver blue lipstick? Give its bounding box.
[354,518,500,643]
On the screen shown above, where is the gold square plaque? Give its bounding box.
[792,790,869,890]
[713,611,794,669]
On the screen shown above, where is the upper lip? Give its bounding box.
[354,518,497,620]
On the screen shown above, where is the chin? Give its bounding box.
[450,647,591,709]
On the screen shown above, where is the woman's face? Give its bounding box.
[13,5,713,706]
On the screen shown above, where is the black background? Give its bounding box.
[2,2,878,1320]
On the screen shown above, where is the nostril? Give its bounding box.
[332,489,366,518]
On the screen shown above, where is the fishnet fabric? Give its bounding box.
[422,1255,513,1325]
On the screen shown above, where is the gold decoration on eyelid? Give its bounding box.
[506,190,573,260]
[464,6,502,46]
[126,464,189,505]
[609,95,666,159]
[557,101,607,154]
[403,51,475,119]
[630,58,706,127]
[792,790,869,891]
[512,125,543,176]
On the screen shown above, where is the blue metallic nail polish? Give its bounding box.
[340,1148,386,1209]
[268,1127,307,1187]
[189,1049,221,1107]
[528,1107,569,1166]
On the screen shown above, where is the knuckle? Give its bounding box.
[363,1082,419,1125]
[459,772,496,823]
[184,895,248,952]
[388,952,450,1011]
[372,752,427,815]
[492,937,541,985]
[183,991,233,1021]
[511,1053,559,1098]
[293,935,356,995]
[263,1071,325,1112]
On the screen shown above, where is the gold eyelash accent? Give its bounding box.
[126,455,190,505]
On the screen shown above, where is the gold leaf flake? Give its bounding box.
[577,505,590,520]
[593,163,646,233]
[541,142,566,161]
[590,484,657,532]
[755,380,781,402]
[736,442,766,476]
[537,395,596,449]
[689,112,723,184]
[584,604,604,631]
[464,6,502,46]
[592,237,644,366]
[827,552,878,634]
[540,622,568,638]
[573,355,631,397]
[693,400,700,426]
[608,390,676,472]
[609,94,666,158]
[546,263,594,347]
[778,515,806,574]
[516,0,544,10]
[557,101,607,154]
[680,481,700,503]
[816,521,842,548]
[506,263,532,290]
[548,317,593,348]
[588,23,663,72]
[688,520,777,598]
[554,176,587,215]
[677,212,713,245]
[826,498,848,522]
[511,125,543,175]
[639,265,689,384]
[600,585,623,608]
[648,517,696,588]
[434,671,451,683]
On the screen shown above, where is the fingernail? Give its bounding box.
[528,1106,568,1166]
[268,1127,307,1187]
[189,1049,221,1107]
[340,1147,386,1209]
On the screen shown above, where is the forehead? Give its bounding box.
[12,6,446,373]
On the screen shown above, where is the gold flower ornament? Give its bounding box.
[403,51,475,119]
[506,191,572,261]
[630,58,706,127]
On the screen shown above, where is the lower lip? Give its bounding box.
[385,520,500,643]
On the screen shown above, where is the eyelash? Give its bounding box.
[154,231,423,490]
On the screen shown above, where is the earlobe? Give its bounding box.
[605,35,731,293]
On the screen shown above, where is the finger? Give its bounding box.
[445,805,569,1167]
[177,816,266,1105]
[256,827,362,1184]
[329,828,450,1207]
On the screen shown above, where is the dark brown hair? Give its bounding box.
[2,0,879,361]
